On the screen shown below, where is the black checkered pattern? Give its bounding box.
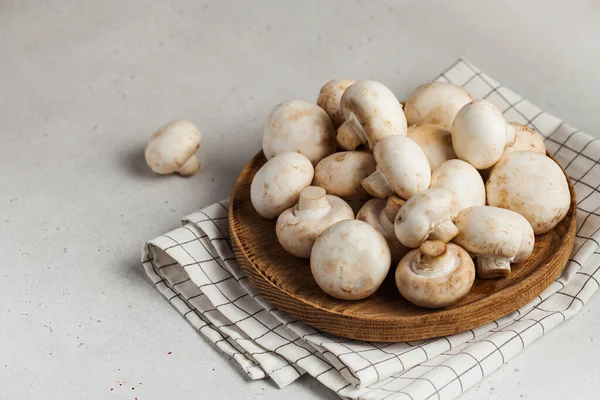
[142,59,600,400]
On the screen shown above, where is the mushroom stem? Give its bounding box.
[505,123,517,146]
[361,168,394,199]
[384,196,405,221]
[299,186,329,210]
[177,156,201,177]
[429,219,459,243]
[412,241,457,277]
[476,256,511,278]
[296,186,331,219]
[337,119,364,150]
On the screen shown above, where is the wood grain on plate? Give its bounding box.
[229,152,577,342]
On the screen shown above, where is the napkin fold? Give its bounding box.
[142,59,600,399]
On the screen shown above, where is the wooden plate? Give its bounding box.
[229,152,577,342]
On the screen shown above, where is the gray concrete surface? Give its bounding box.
[1,1,599,399]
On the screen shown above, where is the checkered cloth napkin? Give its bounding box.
[142,59,600,399]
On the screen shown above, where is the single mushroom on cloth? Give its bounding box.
[276,186,354,259]
[453,206,535,278]
[403,82,473,130]
[263,100,336,165]
[336,80,407,151]
[394,188,460,248]
[395,240,475,308]
[250,152,314,219]
[451,99,516,169]
[407,123,457,171]
[486,151,570,234]
[357,196,410,263]
[361,135,431,199]
[430,159,485,212]
[310,220,391,300]
[316,79,356,128]
[145,120,202,176]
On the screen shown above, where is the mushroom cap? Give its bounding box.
[339,80,407,149]
[407,123,457,171]
[368,135,431,199]
[310,220,391,300]
[276,193,354,259]
[145,120,201,174]
[430,159,485,211]
[357,197,410,263]
[316,79,356,128]
[394,188,459,248]
[504,122,546,155]
[395,242,475,308]
[250,152,314,219]
[313,151,376,198]
[404,82,473,130]
[452,99,515,169]
[263,100,336,165]
[486,151,570,234]
[453,205,535,262]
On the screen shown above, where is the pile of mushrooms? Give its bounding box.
[250,79,571,309]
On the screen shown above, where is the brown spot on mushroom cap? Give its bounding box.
[486,151,570,234]
[263,100,336,165]
[250,152,315,219]
[339,80,407,149]
[310,220,391,300]
[407,123,457,171]
[313,151,376,197]
[453,205,534,261]
[504,122,546,155]
[287,107,313,121]
[316,79,356,128]
[145,120,201,174]
[404,82,473,130]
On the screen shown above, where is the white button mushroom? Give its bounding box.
[407,123,457,171]
[313,151,376,198]
[486,151,571,234]
[361,135,431,199]
[276,186,354,258]
[262,100,336,165]
[395,240,475,308]
[357,196,410,263]
[477,123,547,182]
[403,82,473,130]
[394,188,460,248]
[145,120,201,176]
[453,206,535,278]
[336,80,407,151]
[430,159,485,212]
[250,152,314,219]
[451,99,516,169]
[504,122,547,155]
[316,79,356,128]
[310,220,391,300]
